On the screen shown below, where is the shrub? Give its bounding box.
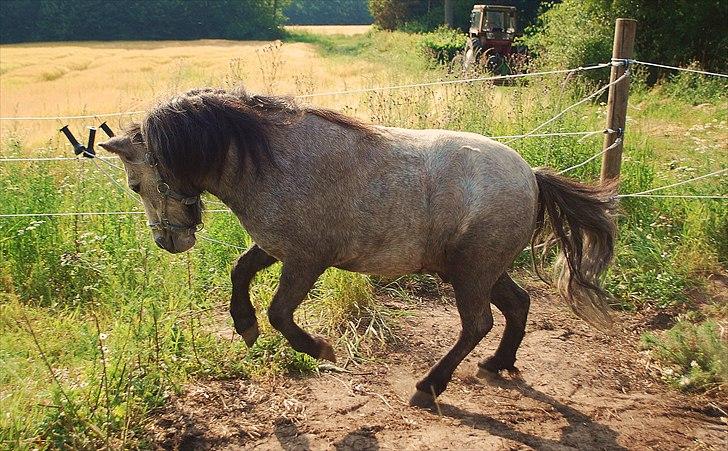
[519,0,614,80]
[420,26,467,64]
[661,63,728,105]
[521,0,728,81]
[643,319,728,391]
[368,0,412,31]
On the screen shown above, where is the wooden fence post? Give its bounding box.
[601,18,637,183]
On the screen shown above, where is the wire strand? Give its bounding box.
[558,138,621,175]
[618,59,728,78]
[0,63,613,121]
[197,234,247,251]
[81,150,124,171]
[618,194,727,200]
[295,63,612,99]
[617,168,727,197]
[0,130,613,165]
[89,156,139,200]
[0,156,120,162]
[489,129,612,141]
[0,209,232,218]
[3,166,724,218]
[504,70,629,144]
[0,110,145,121]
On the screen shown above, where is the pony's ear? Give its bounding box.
[99,135,134,158]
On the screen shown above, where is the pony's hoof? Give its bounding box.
[409,390,436,408]
[475,366,502,382]
[476,360,520,384]
[316,337,337,363]
[239,322,260,347]
[478,357,519,374]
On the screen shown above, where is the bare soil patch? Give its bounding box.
[148,282,727,450]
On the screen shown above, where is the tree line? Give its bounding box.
[3,0,724,73]
[0,0,286,43]
[284,0,372,25]
[368,0,540,33]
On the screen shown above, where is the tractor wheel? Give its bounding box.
[486,53,509,75]
[464,38,482,68]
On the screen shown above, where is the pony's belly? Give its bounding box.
[334,253,424,277]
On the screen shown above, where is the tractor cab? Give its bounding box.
[469,4,517,57]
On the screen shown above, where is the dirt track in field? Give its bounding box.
[148,282,727,450]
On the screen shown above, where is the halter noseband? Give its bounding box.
[144,152,202,234]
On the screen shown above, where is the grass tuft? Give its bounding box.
[643,319,728,391]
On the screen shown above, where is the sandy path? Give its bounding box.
[149,283,727,450]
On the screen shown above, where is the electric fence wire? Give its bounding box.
[0,129,616,164]
[615,59,728,78]
[0,62,616,121]
[617,168,727,199]
[503,70,630,144]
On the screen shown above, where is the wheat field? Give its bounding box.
[0,35,384,148]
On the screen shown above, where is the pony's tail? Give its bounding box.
[532,168,618,330]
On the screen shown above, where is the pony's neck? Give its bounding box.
[201,145,267,215]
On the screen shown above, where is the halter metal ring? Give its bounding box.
[157,181,170,195]
[144,152,158,167]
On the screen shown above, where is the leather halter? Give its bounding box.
[144,152,202,234]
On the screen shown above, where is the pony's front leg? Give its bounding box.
[230,244,277,346]
[267,263,336,362]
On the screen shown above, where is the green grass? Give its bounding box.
[284,28,431,77]
[643,319,728,391]
[0,162,384,447]
[1,29,727,446]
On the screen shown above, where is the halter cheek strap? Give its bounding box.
[144,152,202,234]
[156,181,200,205]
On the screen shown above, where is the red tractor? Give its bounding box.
[464,4,523,74]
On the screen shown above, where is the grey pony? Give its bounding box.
[99,87,616,407]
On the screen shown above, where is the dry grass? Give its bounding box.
[0,38,382,148]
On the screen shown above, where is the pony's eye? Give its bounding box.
[130,183,141,193]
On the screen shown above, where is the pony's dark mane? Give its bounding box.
[140,87,379,189]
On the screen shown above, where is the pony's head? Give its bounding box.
[99,124,202,254]
[97,87,371,253]
[97,88,276,254]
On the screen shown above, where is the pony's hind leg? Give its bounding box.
[478,272,530,375]
[267,263,336,362]
[410,271,496,407]
[230,244,277,346]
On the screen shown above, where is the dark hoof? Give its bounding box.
[238,321,260,347]
[478,357,519,374]
[315,337,336,363]
[409,390,436,408]
[476,366,503,382]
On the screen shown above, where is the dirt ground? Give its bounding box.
[148,282,727,450]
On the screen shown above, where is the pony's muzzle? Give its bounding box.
[153,231,196,254]
[154,235,168,250]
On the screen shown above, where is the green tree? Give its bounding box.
[368,1,540,32]
[0,0,288,43]
[284,0,372,25]
[522,0,727,76]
